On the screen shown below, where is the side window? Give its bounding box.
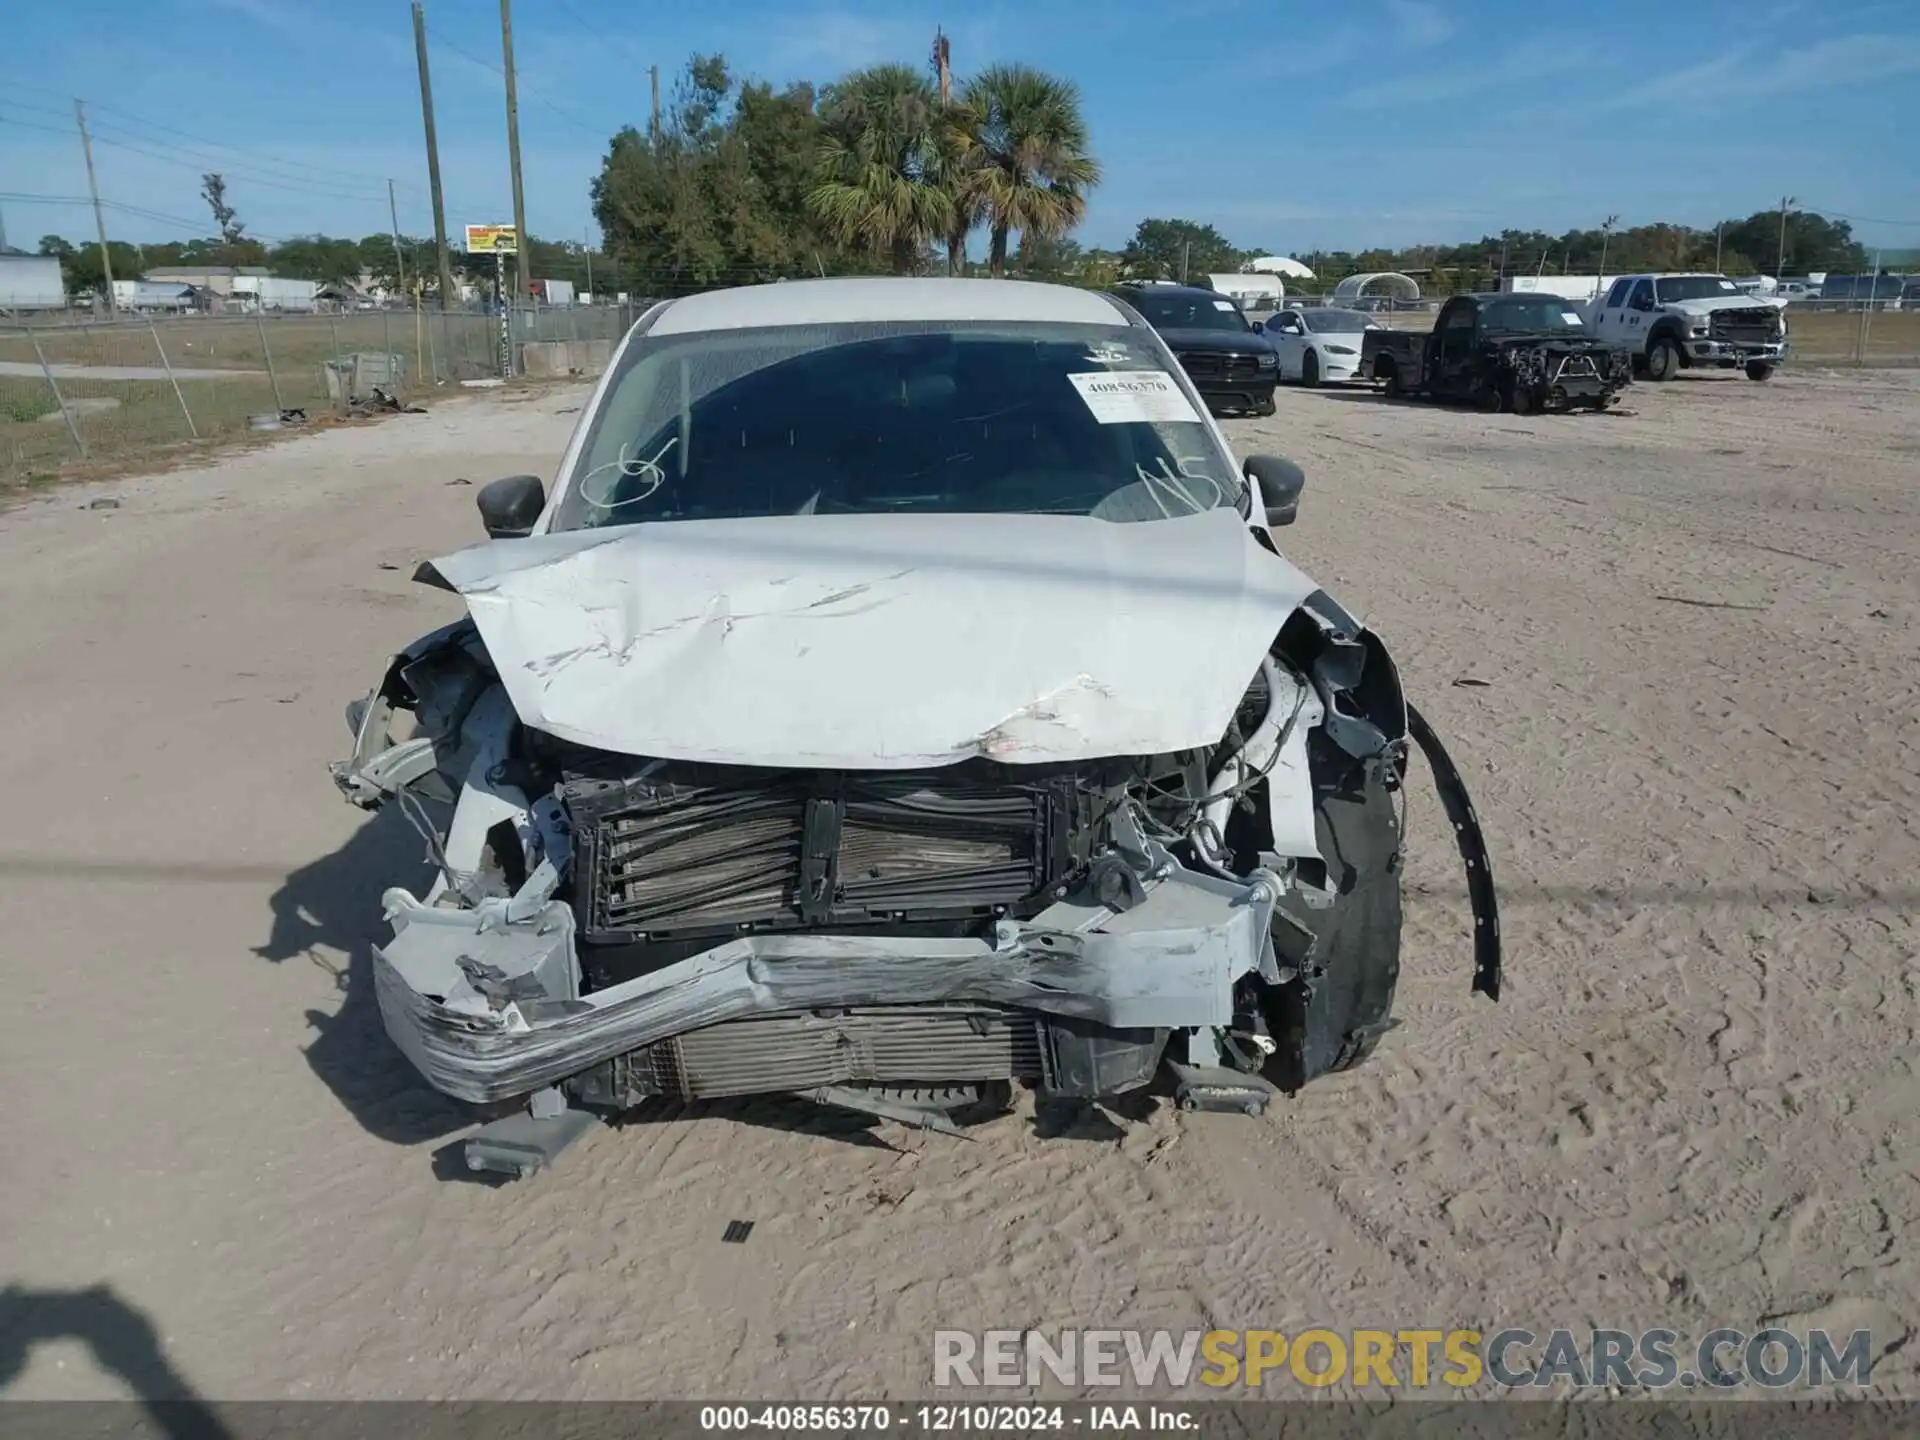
[1604,278,1632,309]
[1627,280,1654,312]
[1441,302,1475,330]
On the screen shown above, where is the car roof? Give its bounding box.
[1114,283,1231,302]
[648,277,1131,335]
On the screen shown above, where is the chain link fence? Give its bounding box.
[0,305,595,484]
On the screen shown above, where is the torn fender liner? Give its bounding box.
[1406,701,1503,1001]
[373,865,1281,1104]
[420,507,1320,769]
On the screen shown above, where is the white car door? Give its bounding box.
[1593,278,1633,347]
[1264,310,1308,380]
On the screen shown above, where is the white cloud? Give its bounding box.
[1350,33,1596,109]
[1386,0,1455,50]
[1601,32,1920,112]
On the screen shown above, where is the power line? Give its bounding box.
[431,33,609,136]
[0,104,397,217]
[1797,201,1920,229]
[1,82,418,193]
[83,130,395,206]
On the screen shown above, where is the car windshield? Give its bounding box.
[1301,309,1371,333]
[1479,298,1589,333]
[1124,290,1251,331]
[1655,276,1741,303]
[552,320,1243,531]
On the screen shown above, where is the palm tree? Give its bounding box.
[958,64,1100,278]
[932,102,985,276]
[808,65,954,275]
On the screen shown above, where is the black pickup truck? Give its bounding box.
[1357,293,1632,414]
[1108,283,1278,416]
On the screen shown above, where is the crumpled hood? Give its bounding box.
[425,508,1320,769]
[1662,295,1788,317]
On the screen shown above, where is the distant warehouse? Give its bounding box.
[0,253,67,312]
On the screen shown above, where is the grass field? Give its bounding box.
[0,312,519,483]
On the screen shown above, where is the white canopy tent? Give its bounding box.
[1332,272,1421,301]
[1245,256,1316,280]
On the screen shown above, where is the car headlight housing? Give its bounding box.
[1256,352,1277,369]
[1689,322,1710,337]
[1324,344,1357,356]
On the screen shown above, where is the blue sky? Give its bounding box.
[3,0,1917,258]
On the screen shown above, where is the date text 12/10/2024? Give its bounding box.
[699,1405,1189,1432]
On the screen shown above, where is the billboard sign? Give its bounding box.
[464,224,519,255]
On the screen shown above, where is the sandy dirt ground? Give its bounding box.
[2,366,1917,1404]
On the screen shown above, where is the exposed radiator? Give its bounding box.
[563,764,1087,947]
[608,1005,1046,1100]
[1711,307,1783,343]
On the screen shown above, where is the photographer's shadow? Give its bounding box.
[255,806,469,1146]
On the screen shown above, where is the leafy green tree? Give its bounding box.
[809,63,952,274]
[1121,219,1245,281]
[267,236,366,285]
[956,65,1098,278]
[200,173,245,245]
[48,239,144,296]
[1716,209,1865,275]
[592,54,834,290]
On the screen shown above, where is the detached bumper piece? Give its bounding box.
[372,826,1284,1108]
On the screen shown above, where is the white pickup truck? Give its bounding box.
[1586,273,1789,382]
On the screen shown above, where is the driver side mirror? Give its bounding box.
[1243,455,1306,527]
[477,474,546,538]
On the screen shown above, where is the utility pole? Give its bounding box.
[386,179,407,299]
[74,99,117,318]
[1180,240,1189,283]
[412,3,457,309]
[649,65,661,145]
[1597,214,1618,300]
[1776,195,1796,277]
[584,226,593,299]
[1714,222,1724,272]
[500,0,530,301]
[933,28,952,105]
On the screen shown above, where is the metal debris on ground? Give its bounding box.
[446,478,472,486]
[346,387,426,419]
[1452,676,1492,688]
[84,498,122,510]
[721,1220,754,1244]
[1654,594,1772,612]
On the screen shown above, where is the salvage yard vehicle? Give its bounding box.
[1586,273,1789,382]
[1258,306,1381,386]
[1358,292,1632,413]
[1107,282,1279,416]
[331,278,1501,1177]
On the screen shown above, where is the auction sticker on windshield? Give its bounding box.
[1068,370,1203,425]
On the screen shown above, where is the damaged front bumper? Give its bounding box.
[373,825,1288,1106]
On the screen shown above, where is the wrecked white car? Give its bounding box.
[332,278,1500,1176]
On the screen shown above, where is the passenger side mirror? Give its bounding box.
[1243,455,1306,527]
[477,474,546,538]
